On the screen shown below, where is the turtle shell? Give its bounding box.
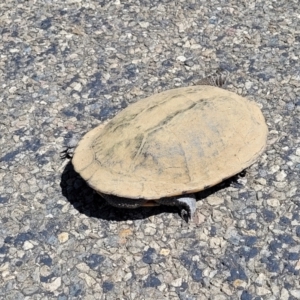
[72,85,268,199]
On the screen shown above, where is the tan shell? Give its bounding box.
[73,85,268,199]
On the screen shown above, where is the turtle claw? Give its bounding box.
[177,195,197,222]
[61,135,80,160]
[180,209,190,223]
[60,147,74,160]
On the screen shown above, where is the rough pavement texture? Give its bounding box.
[1,0,300,299]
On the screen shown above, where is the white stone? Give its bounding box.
[295,260,300,271]
[76,262,90,272]
[255,273,266,285]
[135,267,149,276]
[9,86,17,93]
[291,290,300,299]
[270,283,280,296]
[193,212,206,225]
[245,81,253,89]
[266,198,280,207]
[212,209,223,222]
[157,283,167,292]
[72,82,82,92]
[183,41,190,48]
[209,270,218,278]
[256,178,267,185]
[114,268,125,282]
[171,277,182,287]
[287,186,298,197]
[221,282,233,296]
[23,241,34,250]
[2,270,15,281]
[139,22,149,28]
[256,286,271,296]
[276,170,287,181]
[40,265,51,277]
[144,226,156,236]
[269,165,280,174]
[281,288,289,300]
[289,154,300,163]
[42,277,61,292]
[177,23,185,32]
[79,273,96,287]
[190,44,201,49]
[273,115,283,123]
[9,48,19,53]
[0,262,9,271]
[176,56,186,62]
[124,272,132,281]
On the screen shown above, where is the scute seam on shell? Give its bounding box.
[165,126,192,183]
[130,101,199,169]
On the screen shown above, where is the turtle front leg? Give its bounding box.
[156,194,197,222]
[99,192,196,222]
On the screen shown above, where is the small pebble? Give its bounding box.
[58,233,69,243]
[176,56,186,62]
[207,196,224,206]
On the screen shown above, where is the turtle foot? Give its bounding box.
[177,196,197,222]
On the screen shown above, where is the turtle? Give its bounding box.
[67,74,268,221]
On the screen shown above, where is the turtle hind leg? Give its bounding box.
[156,194,197,222]
[195,69,229,88]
